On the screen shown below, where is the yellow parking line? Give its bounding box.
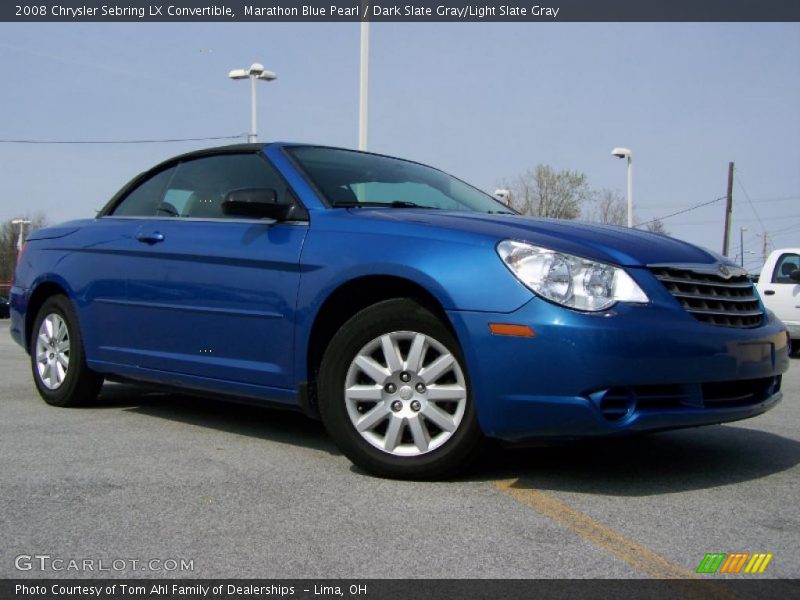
[493,479,739,600]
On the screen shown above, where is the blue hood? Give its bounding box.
[353,210,725,268]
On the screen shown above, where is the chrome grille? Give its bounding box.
[650,264,764,328]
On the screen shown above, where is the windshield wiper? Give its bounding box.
[331,200,438,209]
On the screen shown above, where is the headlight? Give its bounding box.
[496,240,649,312]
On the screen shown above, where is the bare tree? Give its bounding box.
[0,214,48,293]
[644,219,669,235]
[584,189,627,226]
[500,162,673,237]
[584,189,671,235]
[504,164,590,220]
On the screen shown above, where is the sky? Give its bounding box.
[0,21,798,272]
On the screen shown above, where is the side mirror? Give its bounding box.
[221,188,293,221]
[790,269,800,283]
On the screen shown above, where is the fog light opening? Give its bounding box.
[597,387,637,422]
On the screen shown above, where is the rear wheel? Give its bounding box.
[30,295,103,407]
[318,299,483,479]
[792,340,800,357]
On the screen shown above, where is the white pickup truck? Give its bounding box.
[757,248,800,354]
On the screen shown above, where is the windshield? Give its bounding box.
[287,146,514,214]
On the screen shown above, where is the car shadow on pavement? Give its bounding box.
[91,383,799,492]
[466,425,800,496]
[93,382,340,456]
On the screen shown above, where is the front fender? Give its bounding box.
[297,211,532,313]
[292,215,534,383]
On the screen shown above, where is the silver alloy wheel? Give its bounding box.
[35,313,70,390]
[344,330,467,457]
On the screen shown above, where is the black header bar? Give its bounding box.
[3,0,800,22]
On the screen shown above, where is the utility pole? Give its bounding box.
[762,232,769,264]
[739,227,747,267]
[722,161,734,256]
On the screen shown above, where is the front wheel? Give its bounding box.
[30,295,103,407]
[318,299,483,479]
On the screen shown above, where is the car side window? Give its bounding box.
[168,154,287,219]
[772,253,800,284]
[112,167,175,217]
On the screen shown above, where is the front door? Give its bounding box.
[106,152,307,391]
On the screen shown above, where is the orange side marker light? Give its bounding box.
[488,323,536,337]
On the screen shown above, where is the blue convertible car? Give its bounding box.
[9,143,790,478]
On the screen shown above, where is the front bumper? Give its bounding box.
[448,297,790,442]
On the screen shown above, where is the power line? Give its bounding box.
[736,219,797,254]
[0,134,248,144]
[768,221,800,236]
[735,169,767,233]
[637,195,799,211]
[664,214,800,227]
[635,196,726,228]
[769,229,800,241]
[740,234,766,254]
[747,195,800,204]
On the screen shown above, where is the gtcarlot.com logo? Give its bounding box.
[696,552,773,574]
[15,554,194,572]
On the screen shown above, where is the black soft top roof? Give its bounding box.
[97,143,270,217]
[154,142,268,165]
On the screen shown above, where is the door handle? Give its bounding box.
[764,290,775,296]
[136,231,165,244]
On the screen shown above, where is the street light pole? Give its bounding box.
[229,63,277,143]
[250,74,258,144]
[493,189,512,207]
[612,148,634,227]
[11,219,31,252]
[359,20,370,150]
[626,155,633,228]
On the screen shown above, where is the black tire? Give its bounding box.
[29,294,103,407]
[318,298,483,479]
[792,340,800,358]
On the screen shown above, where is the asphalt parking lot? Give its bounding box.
[1,319,798,580]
